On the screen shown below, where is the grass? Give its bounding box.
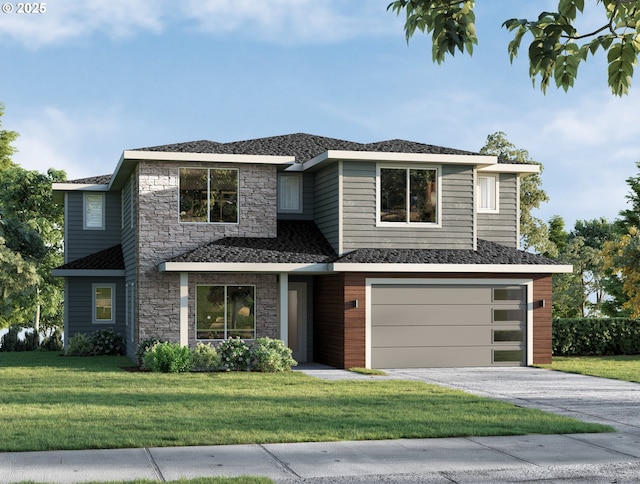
[542,355,640,383]
[0,352,612,452]
[348,367,387,376]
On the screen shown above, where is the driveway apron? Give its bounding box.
[383,367,640,434]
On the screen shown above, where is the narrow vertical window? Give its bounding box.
[93,284,115,323]
[278,173,302,212]
[84,193,105,229]
[478,174,498,212]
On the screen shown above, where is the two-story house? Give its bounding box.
[52,133,571,368]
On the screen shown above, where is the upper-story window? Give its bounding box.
[477,174,499,213]
[84,192,105,230]
[179,168,238,223]
[278,173,303,213]
[379,167,438,224]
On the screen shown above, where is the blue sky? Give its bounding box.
[1,1,639,230]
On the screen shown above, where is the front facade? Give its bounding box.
[52,133,571,368]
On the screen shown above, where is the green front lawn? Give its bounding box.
[544,355,640,382]
[0,352,611,452]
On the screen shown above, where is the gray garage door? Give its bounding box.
[371,284,526,368]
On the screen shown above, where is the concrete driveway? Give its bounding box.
[382,367,640,434]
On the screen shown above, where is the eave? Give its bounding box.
[158,262,332,273]
[331,263,573,274]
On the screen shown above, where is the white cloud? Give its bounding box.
[0,0,165,48]
[11,106,123,179]
[0,0,393,47]
[181,0,393,43]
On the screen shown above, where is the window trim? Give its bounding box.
[178,167,239,224]
[195,284,257,341]
[93,283,115,324]
[477,174,499,214]
[83,192,105,230]
[277,173,303,213]
[376,164,441,227]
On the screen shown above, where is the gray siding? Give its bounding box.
[313,165,340,251]
[342,162,474,251]
[65,276,126,340]
[65,191,121,262]
[477,173,518,248]
[121,174,138,353]
[277,172,314,220]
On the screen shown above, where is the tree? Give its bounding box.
[617,161,640,230]
[388,1,640,96]
[0,102,18,171]
[0,166,66,333]
[602,226,640,317]
[479,132,554,254]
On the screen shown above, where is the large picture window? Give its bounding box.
[196,285,255,340]
[93,284,115,323]
[379,167,438,224]
[179,168,238,223]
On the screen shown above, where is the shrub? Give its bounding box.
[0,325,21,352]
[136,337,165,367]
[41,328,63,351]
[65,333,94,356]
[251,337,297,372]
[217,338,252,371]
[553,318,640,356]
[91,328,125,356]
[192,342,221,371]
[142,342,193,373]
[22,330,40,351]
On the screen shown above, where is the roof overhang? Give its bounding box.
[158,262,332,273]
[331,263,573,274]
[290,150,499,172]
[478,164,540,175]
[51,269,126,277]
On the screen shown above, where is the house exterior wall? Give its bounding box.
[121,173,138,351]
[314,272,553,369]
[341,162,475,251]
[477,173,519,248]
[65,191,121,262]
[313,164,340,251]
[65,276,125,339]
[135,161,277,343]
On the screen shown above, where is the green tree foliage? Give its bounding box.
[388,1,640,96]
[618,161,640,230]
[552,217,620,317]
[602,226,640,317]
[0,103,18,171]
[479,132,553,255]
[0,167,66,332]
[0,104,66,332]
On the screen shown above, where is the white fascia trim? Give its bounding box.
[332,263,573,274]
[122,150,295,165]
[301,151,498,172]
[52,183,109,192]
[52,269,126,277]
[479,164,539,174]
[159,262,332,273]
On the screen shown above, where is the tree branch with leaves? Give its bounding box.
[388,0,640,95]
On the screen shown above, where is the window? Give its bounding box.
[379,167,438,224]
[278,173,302,213]
[493,287,523,302]
[477,174,498,212]
[493,309,524,323]
[179,168,238,223]
[93,284,115,323]
[493,350,523,363]
[196,285,255,340]
[84,193,105,230]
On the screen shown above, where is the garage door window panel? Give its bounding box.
[493,329,523,343]
[493,308,524,323]
[493,350,523,364]
[493,287,524,302]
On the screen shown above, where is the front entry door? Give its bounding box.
[288,282,307,363]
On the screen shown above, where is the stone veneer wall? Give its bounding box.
[189,273,278,344]
[136,161,277,343]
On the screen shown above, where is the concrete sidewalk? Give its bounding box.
[2,434,640,483]
[2,366,640,483]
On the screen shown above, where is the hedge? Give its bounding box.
[553,318,640,356]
